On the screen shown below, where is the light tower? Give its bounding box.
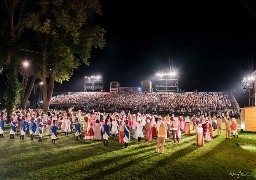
[155,70,179,92]
[84,75,103,92]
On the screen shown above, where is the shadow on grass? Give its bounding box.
[190,137,256,180]
[136,140,204,179]
[86,152,156,179]
[23,145,156,179]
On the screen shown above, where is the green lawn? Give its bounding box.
[0,128,255,180]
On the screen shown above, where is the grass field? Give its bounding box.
[0,127,256,180]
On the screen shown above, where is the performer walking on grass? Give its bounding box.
[10,119,17,139]
[103,120,110,146]
[231,118,238,138]
[123,124,130,148]
[217,115,222,136]
[75,119,82,140]
[225,116,231,139]
[38,122,44,142]
[29,118,37,140]
[0,113,6,138]
[156,122,166,154]
[20,117,27,140]
[51,120,58,145]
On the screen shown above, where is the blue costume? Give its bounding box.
[103,122,110,146]
[75,121,82,140]
[103,124,110,136]
[51,123,58,144]
[124,125,130,148]
[38,123,44,142]
[10,121,17,139]
[29,121,37,140]
[20,120,27,140]
[0,117,6,138]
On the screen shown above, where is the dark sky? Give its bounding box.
[56,0,256,93]
[1,0,256,106]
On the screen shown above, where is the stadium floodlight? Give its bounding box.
[241,73,255,106]
[170,71,177,77]
[156,71,178,77]
[84,74,103,92]
[155,70,179,92]
[247,76,254,81]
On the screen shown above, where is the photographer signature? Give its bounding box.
[229,170,251,178]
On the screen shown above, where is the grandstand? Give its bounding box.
[50,91,239,116]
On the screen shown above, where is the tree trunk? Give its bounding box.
[41,46,57,112]
[20,75,36,109]
[43,66,56,112]
[42,52,48,112]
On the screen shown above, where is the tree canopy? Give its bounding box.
[0,0,106,112]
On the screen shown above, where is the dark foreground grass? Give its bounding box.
[0,129,256,180]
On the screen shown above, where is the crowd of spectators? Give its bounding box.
[50,92,234,115]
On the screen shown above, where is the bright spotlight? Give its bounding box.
[39,81,43,85]
[22,61,29,68]
[170,71,177,77]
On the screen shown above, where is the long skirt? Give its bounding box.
[152,126,157,137]
[118,131,124,143]
[85,128,94,140]
[146,129,152,141]
[196,131,204,146]
[184,122,190,135]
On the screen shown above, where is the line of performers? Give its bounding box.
[0,109,238,150]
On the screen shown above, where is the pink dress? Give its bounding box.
[145,122,152,141]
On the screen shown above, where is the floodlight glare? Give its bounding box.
[170,71,177,77]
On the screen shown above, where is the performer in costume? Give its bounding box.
[164,114,171,138]
[196,123,204,146]
[151,117,157,138]
[29,118,37,140]
[191,115,197,130]
[10,119,17,139]
[145,119,152,142]
[231,118,238,138]
[136,120,144,143]
[83,115,89,133]
[204,119,212,141]
[94,119,102,140]
[171,117,179,143]
[123,124,130,148]
[179,116,185,132]
[38,122,44,142]
[103,120,110,146]
[118,121,124,143]
[51,120,58,144]
[20,117,27,140]
[45,116,52,136]
[63,118,71,136]
[212,116,217,131]
[0,113,6,138]
[84,121,94,140]
[184,116,190,135]
[75,119,82,140]
[156,122,166,154]
[217,115,222,136]
[225,116,231,139]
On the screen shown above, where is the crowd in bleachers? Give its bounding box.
[50,92,233,114]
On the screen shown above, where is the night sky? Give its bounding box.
[1,0,256,106]
[58,0,256,92]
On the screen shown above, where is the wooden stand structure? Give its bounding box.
[240,107,256,132]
